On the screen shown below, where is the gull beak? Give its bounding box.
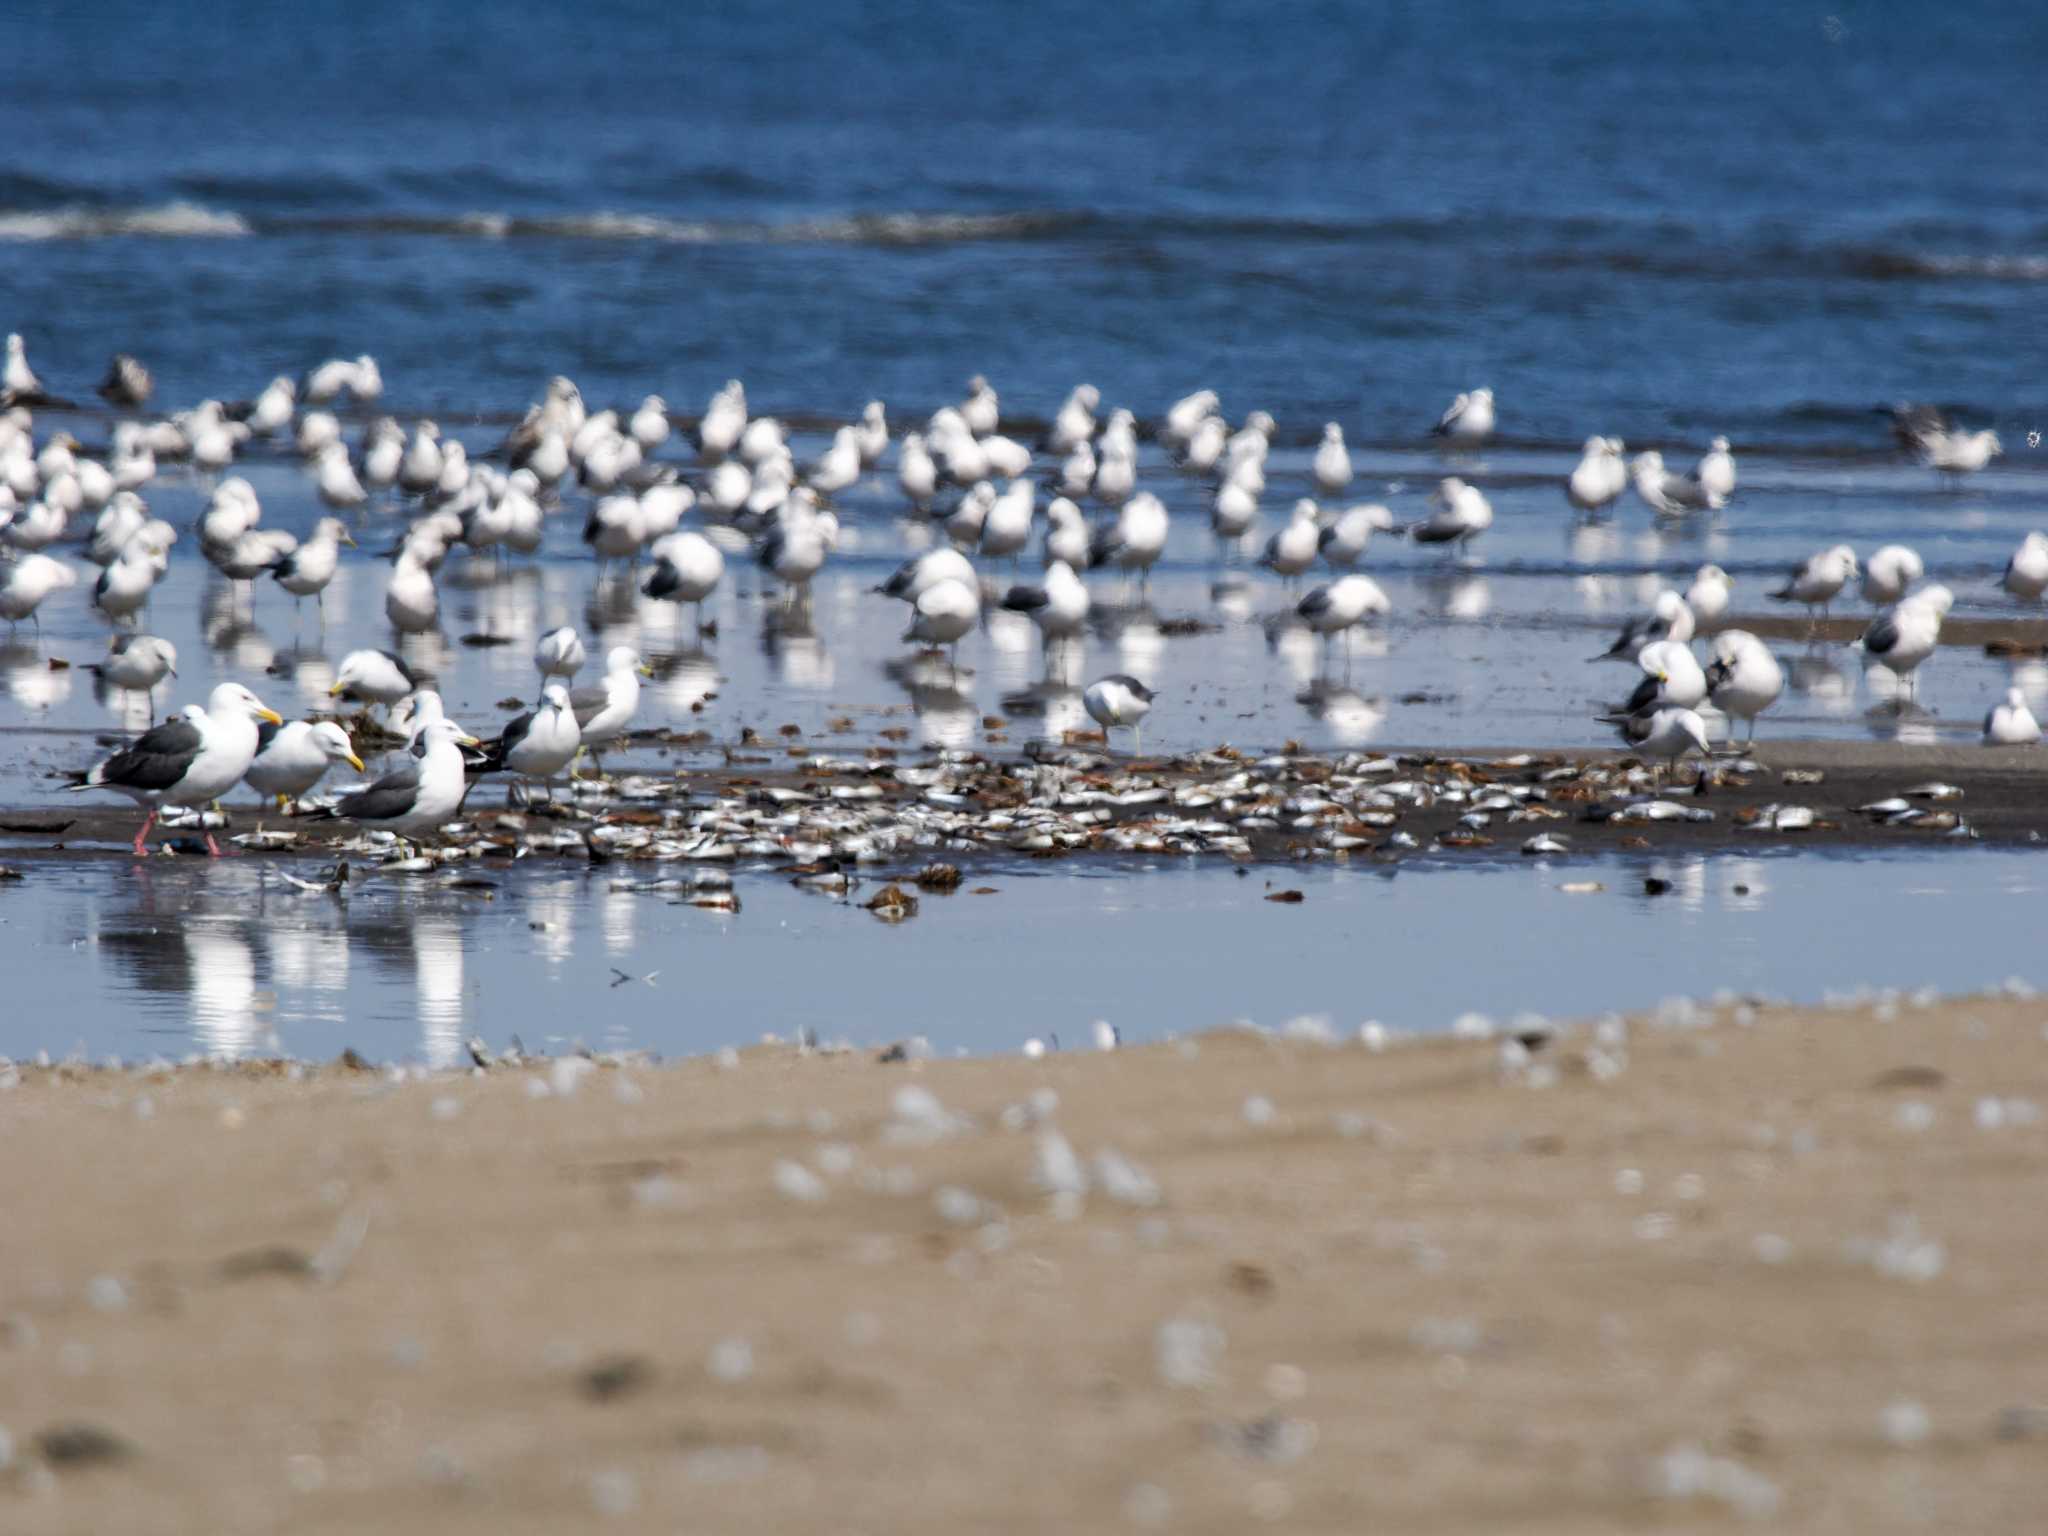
[340,531,357,548]
[328,683,346,697]
[637,663,655,678]
[458,734,482,748]
[258,708,284,725]
[346,753,366,772]
[167,666,178,678]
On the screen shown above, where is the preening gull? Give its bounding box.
[1861,544,1925,607]
[330,648,420,710]
[1768,545,1859,624]
[1593,591,1694,662]
[2000,532,2048,602]
[1705,631,1784,747]
[1083,674,1156,755]
[1000,558,1090,658]
[1859,585,1953,706]
[1602,705,1710,782]
[1984,687,2040,746]
[71,682,282,856]
[87,634,177,721]
[1432,387,1495,442]
[1409,478,1492,559]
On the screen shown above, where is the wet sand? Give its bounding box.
[1,735,2042,870]
[4,993,2046,1531]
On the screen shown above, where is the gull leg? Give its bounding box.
[132,808,157,858]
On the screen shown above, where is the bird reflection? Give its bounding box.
[884,653,976,748]
[186,923,259,1058]
[266,641,336,710]
[1296,682,1386,743]
[1787,652,1854,715]
[201,581,275,670]
[999,679,1087,741]
[652,646,720,711]
[412,917,465,1068]
[3,642,73,710]
[762,617,833,689]
[524,879,578,966]
[602,885,638,956]
[1423,573,1491,622]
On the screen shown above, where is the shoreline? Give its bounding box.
[1,736,2042,870]
[3,992,2044,1531]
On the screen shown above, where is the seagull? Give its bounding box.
[630,394,670,450]
[1043,497,1092,569]
[1164,389,1220,448]
[1859,584,1953,707]
[1984,686,2041,746]
[316,442,368,508]
[399,422,445,494]
[97,354,153,408]
[1919,427,2001,484]
[87,634,177,722]
[1614,639,1708,714]
[877,546,977,605]
[1083,674,1156,755]
[1000,558,1090,659]
[273,516,355,621]
[854,400,889,467]
[244,376,297,436]
[1211,478,1259,542]
[1566,431,1627,514]
[1409,478,1493,559]
[1592,591,1695,662]
[903,576,981,673]
[1090,441,1137,507]
[1312,424,1353,496]
[570,647,653,777]
[1695,436,1737,505]
[2,334,45,405]
[1684,564,1732,623]
[92,527,173,623]
[1631,451,1714,516]
[0,552,77,630]
[1089,492,1169,596]
[385,548,438,633]
[294,410,340,460]
[758,497,830,608]
[978,479,1035,565]
[1051,385,1098,454]
[1260,499,1321,583]
[314,718,481,848]
[387,687,445,746]
[1768,545,1859,626]
[1432,387,1495,443]
[1602,705,1710,784]
[1861,544,1925,607]
[330,648,421,711]
[4,499,68,552]
[1705,630,1784,748]
[699,380,747,462]
[246,720,366,810]
[643,531,725,631]
[304,356,366,404]
[2001,532,2048,602]
[70,682,282,856]
[961,375,1000,437]
[808,427,862,496]
[897,433,937,511]
[1317,503,1394,568]
[481,684,582,802]
[534,626,586,701]
[1296,574,1390,671]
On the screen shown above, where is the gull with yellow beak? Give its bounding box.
[313,718,483,851]
[70,683,284,857]
[245,719,366,811]
[570,646,655,778]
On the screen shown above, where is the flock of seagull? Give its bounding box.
[0,330,2036,857]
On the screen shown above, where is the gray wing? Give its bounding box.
[335,758,422,821]
[480,709,535,772]
[569,685,611,727]
[95,717,205,791]
[1296,586,1333,620]
[1001,583,1049,614]
[254,719,283,756]
[1865,616,1901,657]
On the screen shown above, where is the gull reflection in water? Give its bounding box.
[886,653,977,749]
[274,643,337,711]
[1637,855,1710,913]
[525,878,580,967]
[3,642,74,710]
[1429,574,1492,623]
[1787,652,1854,717]
[268,922,350,1033]
[1722,858,1770,914]
[602,882,638,956]
[1209,577,1255,625]
[186,922,259,1059]
[655,647,720,712]
[999,680,1087,743]
[762,613,835,690]
[412,917,466,1070]
[1296,683,1386,744]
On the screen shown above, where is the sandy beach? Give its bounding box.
[4,992,2045,1532]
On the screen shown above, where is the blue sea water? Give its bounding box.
[1,0,2044,440]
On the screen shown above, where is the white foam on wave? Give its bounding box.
[453,209,1078,245]
[0,202,252,241]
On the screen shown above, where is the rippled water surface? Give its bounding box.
[2,847,2041,1064]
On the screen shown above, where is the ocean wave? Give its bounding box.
[0,199,2041,282]
[0,202,252,241]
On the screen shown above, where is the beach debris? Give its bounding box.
[35,1423,136,1468]
[1155,1315,1226,1389]
[912,862,962,890]
[582,1355,654,1402]
[707,1337,755,1384]
[886,1084,969,1143]
[1211,1413,1318,1465]
[1882,1399,1932,1448]
[772,1160,828,1203]
[1648,1443,1782,1520]
[863,883,918,921]
[1264,888,1304,903]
